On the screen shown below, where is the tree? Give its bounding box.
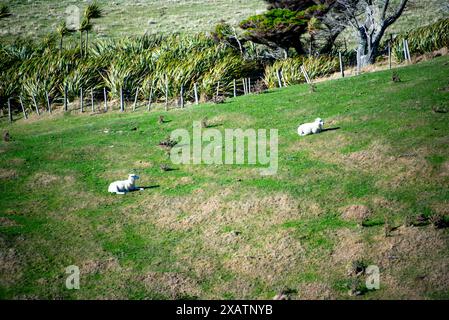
[56,21,69,52]
[240,5,327,56]
[240,1,344,56]
[211,22,245,56]
[334,0,409,64]
[81,2,103,57]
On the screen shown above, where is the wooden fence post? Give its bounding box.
[216,81,220,99]
[133,88,139,111]
[165,76,169,111]
[403,39,406,62]
[32,95,40,116]
[339,52,345,78]
[388,42,392,70]
[276,70,283,88]
[194,82,199,105]
[180,85,184,109]
[103,88,107,111]
[7,98,12,123]
[301,65,312,84]
[405,39,411,63]
[148,86,153,111]
[120,87,124,112]
[248,78,251,94]
[91,88,94,112]
[233,79,236,98]
[356,49,361,75]
[80,88,84,112]
[64,85,68,112]
[242,78,246,95]
[19,96,27,120]
[46,91,51,114]
[280,72,286,87]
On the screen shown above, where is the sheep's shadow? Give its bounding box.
[204,123,222,128]
[136,185,160,191]
[322,127,341,133]
[161,168,178,172]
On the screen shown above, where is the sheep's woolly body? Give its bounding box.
[298,118,324,136]
[108,174,143,195]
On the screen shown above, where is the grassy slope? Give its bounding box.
[1,57,449,299]
[0,0,265,42]
[0,0,448,43]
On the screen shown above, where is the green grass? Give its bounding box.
[0,0,265,42]
[1,57,449,299]
[1,0,448,44]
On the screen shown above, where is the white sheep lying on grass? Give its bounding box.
[297,118,324,136]
[108,174,144,195]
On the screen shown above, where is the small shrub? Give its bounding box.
[430,214,449,229]
[158,136,177,149]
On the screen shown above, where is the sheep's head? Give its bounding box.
[128,174,140,181]
[315,118,324,129]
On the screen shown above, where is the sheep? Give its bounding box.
[297,118,324,136]
[108,174,144,195]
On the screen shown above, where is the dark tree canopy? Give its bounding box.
[240,5,327,55]
[265,0,334,10]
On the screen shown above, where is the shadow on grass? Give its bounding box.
[322,127,341,133]
[140,185,160,190]
[204,123,222,128]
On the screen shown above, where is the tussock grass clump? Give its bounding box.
[158,137,177,149]
[264,55,338,89]
[392,18,449,62]
[1,33,257,111]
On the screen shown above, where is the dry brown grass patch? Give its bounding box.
[0,168,17,180]
[341,205,372,222]
[297,282,333,300]
[27,172,60,188]
[142,272,201,299]
[223,230,305,285]
[0,217,19,227]
[80,257,121,275]
[0,239,22,287]
[331,228,365,268]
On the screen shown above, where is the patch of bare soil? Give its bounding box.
[341,205,372,222]
[142,272,201,299]
[0,168,17,180]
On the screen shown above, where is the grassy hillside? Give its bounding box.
[1,57,449,299]
[0,0,265,42]
[0,0,448,43]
